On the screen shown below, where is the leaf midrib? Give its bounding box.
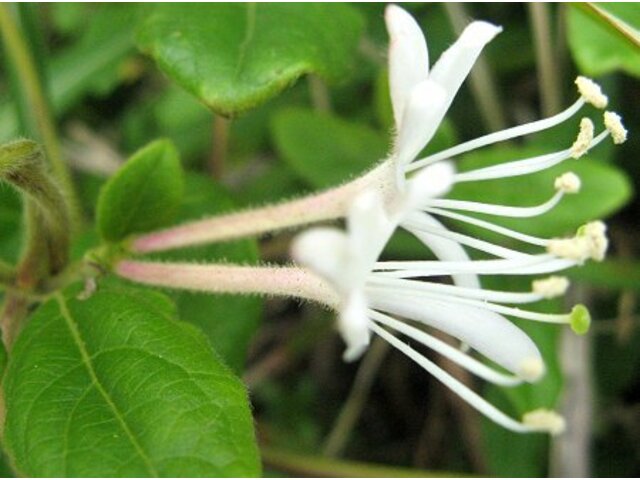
[55,294,159,476]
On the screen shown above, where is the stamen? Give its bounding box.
[532,276,570,299]
[424,207,549,246]
[367,276,547,305]
[603,111,628,144]
[570,118,594,158]
[522,409,566,435]
[374,255,576,277]
[554,172,581,193]
[403,215,531,259]
[456,129,608,183]
[370,310,524,386]
[548,221,608,263]
[424,193,563,218]
[575,76,608,109]
[371,323,556,433]
[405,98,585,172]
[518,357,546,383]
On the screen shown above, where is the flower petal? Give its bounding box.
[404,161,455,210]
[339,291,372,362]
[385,4,429,128]
[402,212,480,289]
[394,79,448,169]
[369,291,544,381]
[430,21,502,111]
[290,227,352,291]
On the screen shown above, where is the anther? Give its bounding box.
[532,276,570,299]
[575,76,608,109]
[523,409,566,435]
[570,118,594,158]
[554,172,581,193]
[603,111,628,144]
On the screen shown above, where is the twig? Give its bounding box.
[528,4,562,116]
[210,114,229,179]
[308,75,332,113]
[443,3,507,132]
[323,336,390,457]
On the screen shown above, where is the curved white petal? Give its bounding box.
[402,212,480,289]
[394,80,448,169]
[404,161,455,211]
[385,4,429,128]
[291,227,351,291]
[368,292,544,381]
[339,291,371,362]
[430,21,502,112]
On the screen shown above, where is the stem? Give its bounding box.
[308,75,332,113]
[116,260,339,307]
[132,160,394,253]
[323,336,389,457]
[260,445,468,478]
[443,3,507,132]
[0,4,80,226]
[210,114,229,179]
[529,3,562,116]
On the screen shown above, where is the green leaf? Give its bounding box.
[272,107,389,189]
[568,4,640,77]
[148,173,262,372]
[451,145,632,239]
[568,259,640,290]
[4,281,260,477]
[136,3,364,116]
[97,139,184,242]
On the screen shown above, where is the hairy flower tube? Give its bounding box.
[117,5,628,436]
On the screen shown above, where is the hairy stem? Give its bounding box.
[132,160,394,253]
[116,260,339,307]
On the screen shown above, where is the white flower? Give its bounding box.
[291,4,626,434]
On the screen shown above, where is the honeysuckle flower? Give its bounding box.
[291,5,628,435]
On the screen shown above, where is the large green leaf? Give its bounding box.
[568,4,640,77]
[148,173,262,373]
[451,145,632,239]
[4,281,260,477]
[97,139,184,242]
[136,3,364,116]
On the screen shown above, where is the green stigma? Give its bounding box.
[570,304,591,335]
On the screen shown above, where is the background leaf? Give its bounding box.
[136,3,364,116]
[4,280,260,477]
[96,139,184,242]
[567,3,640,78]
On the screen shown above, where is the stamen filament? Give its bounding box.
[403,216,532,258]
[370,323,547,433]
[367,276,545,304]
[406,98,585,172]
[423,191,563,218]
[424,207,549,246]
[369,310,523,386]
[374,255,576,277]
[454,130,608,182]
